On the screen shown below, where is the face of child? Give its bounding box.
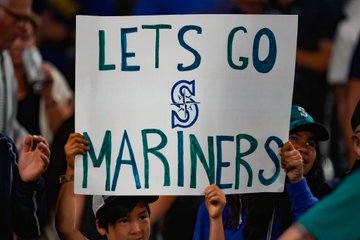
[289,130,317,175]
[104,202,151,240]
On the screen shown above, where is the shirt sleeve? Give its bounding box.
[286,178,318,221]
[298,169,360,240]
[11,145,47,238]
[193,201,210,240]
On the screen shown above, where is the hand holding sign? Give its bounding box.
[279,141,304,183]
[64,133,90,175]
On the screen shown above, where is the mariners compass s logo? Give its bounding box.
[171,80,200,128]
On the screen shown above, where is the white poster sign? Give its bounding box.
[75,14,298,195]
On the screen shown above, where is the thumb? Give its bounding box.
[281,141,294,154]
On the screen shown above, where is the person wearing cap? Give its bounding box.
[194,105,332,240]
[93,195,158,240]
[56,132,159,240]
[279,100,360,240]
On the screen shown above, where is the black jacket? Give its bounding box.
[0,133,47,239]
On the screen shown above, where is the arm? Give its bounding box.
[12,135,50,238]
[55,133,89,240]
[205,184,226,240]
[279,223,315,240]
[286,178,318,220]
[280,142,318,220]
[149,195,177,224]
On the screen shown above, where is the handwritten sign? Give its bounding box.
[75,14,298,195]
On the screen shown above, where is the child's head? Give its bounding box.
[93,195,158,240]
[289,105,329,175]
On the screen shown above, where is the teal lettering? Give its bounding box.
[227,26,248,70]
[177,131,184,186]
[142,24,172,68]
[111,130,141,191]
[98,30,116,71]
[259,136,282,185]
[190,135,215,188]
[177,25,202,71]
[216,136,234,189]
[82,131,112,190]
[235,134,257,188]
[142,129,170,188]
[121,27,140,71]
[253,28,277,73]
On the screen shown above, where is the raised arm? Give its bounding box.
[55,133,89,240]
[205,184,226,240]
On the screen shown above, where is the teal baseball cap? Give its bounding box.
[290,105,329,141]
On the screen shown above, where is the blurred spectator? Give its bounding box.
[7,12,73,239]
[327,0,360,174]
[0,0,30,147]
[274,0,343,125]
[35,1,77,91]
[33,0,122,92]
[1,133,51,239]
[345,36,360,169]
[9,12,73,145]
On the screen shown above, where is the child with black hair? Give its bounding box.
[55,132,158,240]
[93,195,158,240]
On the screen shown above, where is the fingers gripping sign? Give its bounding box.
[205,184,226,220]
[279,141,304,183]
[64,132,90,172]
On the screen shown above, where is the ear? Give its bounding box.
[352,134,360,157]
[95,219,107,236]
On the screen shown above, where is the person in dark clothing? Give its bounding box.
[0,133,50,239]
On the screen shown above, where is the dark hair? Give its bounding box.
[305,144,329,199]
[96,199,150,232]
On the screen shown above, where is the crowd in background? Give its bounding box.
[1,0,359,239]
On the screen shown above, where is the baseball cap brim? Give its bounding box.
[105,195,159,206]
[93,195,159,216]
[291,122,329,141]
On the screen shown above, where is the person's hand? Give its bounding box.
[18,135,50,182]
[205,184,226,220]
[279,141,304,183]
[64,133,89,174]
